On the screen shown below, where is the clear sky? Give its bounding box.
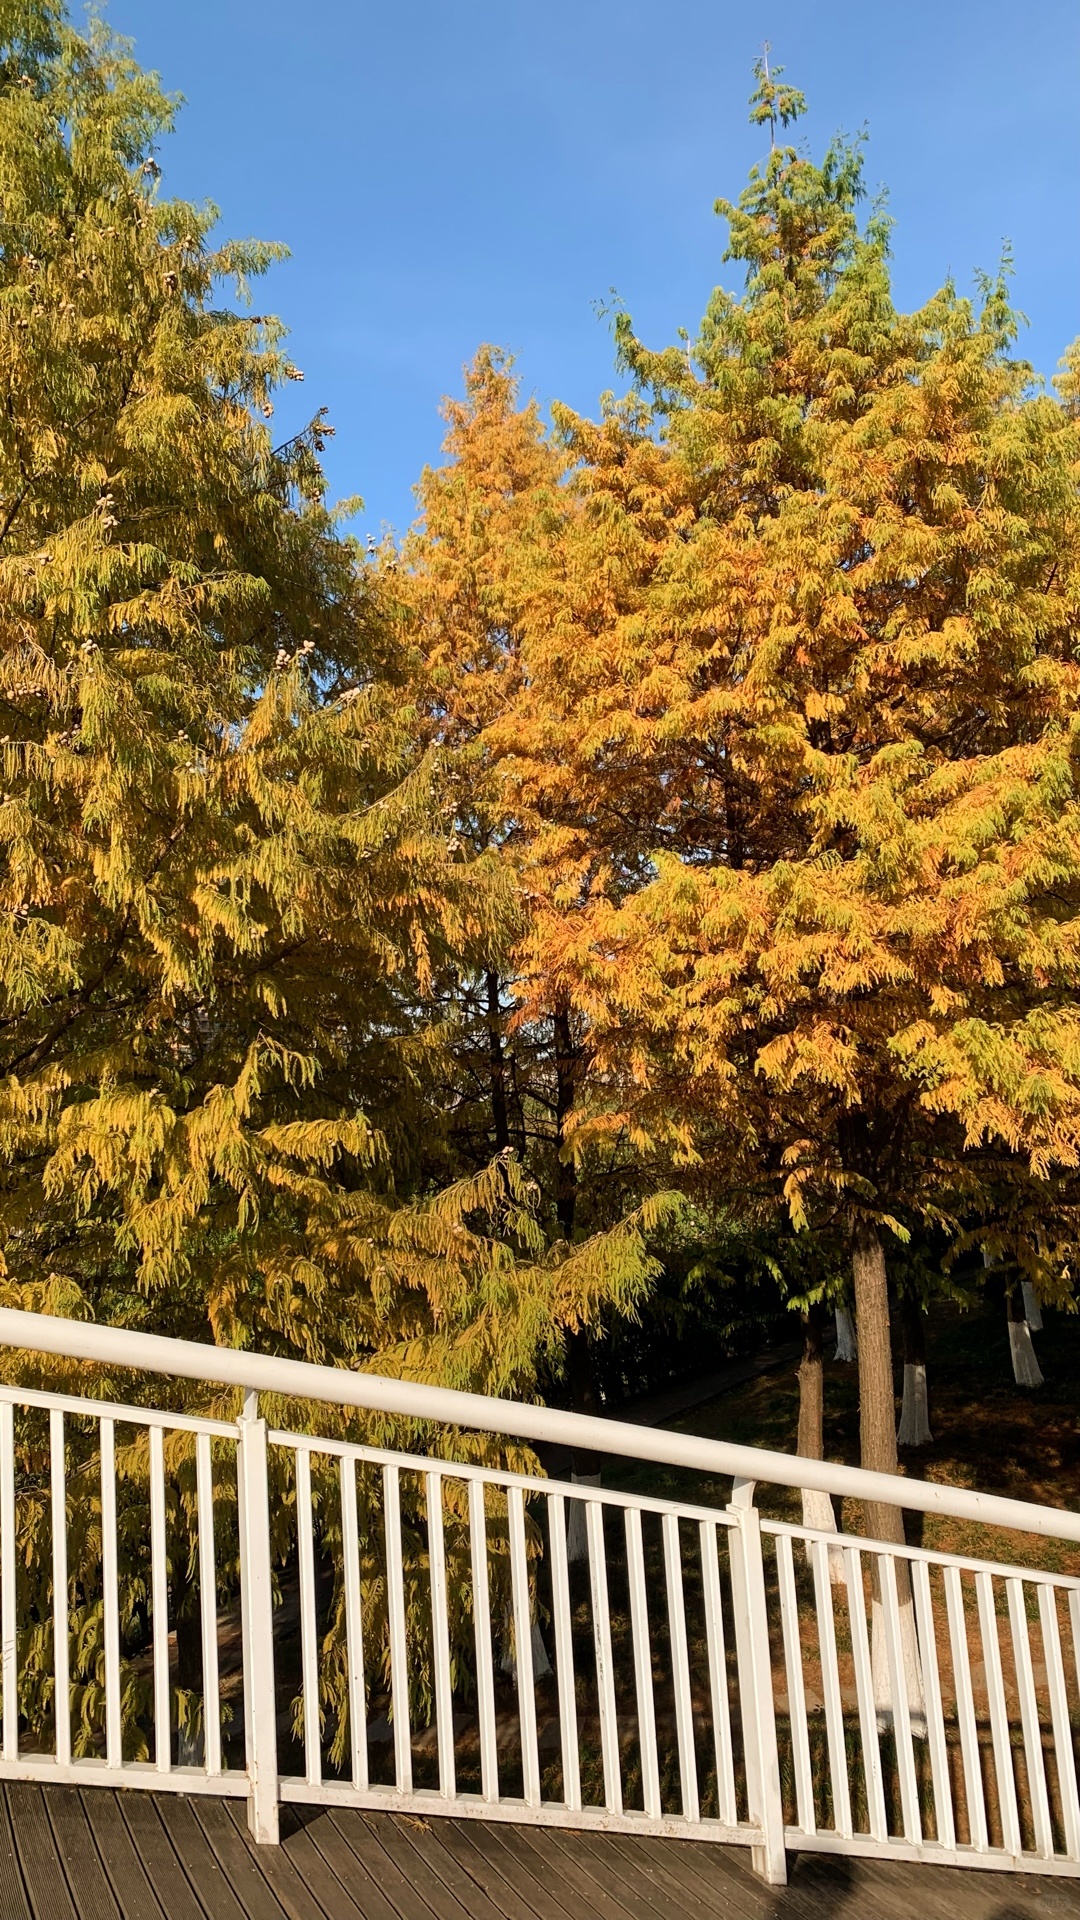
[115,0,1079,541]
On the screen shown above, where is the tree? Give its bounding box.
[484,66,1080,1556]
[0,1,666,1756]
[399,351,669,1490]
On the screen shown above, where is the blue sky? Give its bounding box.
[116,0,1079,540]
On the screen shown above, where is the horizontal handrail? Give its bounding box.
[1,1305,1078,1546]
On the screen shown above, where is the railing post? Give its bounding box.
[237,1390,279,1844]
[727,1477,786,1886]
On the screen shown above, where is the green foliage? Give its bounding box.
[0,2,656,1386]
[0,2,675,1753]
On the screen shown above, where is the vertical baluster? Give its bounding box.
[776,1531,815,1835]
[701,1520,738,1829]
[585,1500,620,1814]
[237,1392,278,1843]
[811,1535,852,1837]
[727,1486,786,1885]
[625,1507,660,1818]
[237,1420,252,1791]
[196,1433,221,1777]
[842,1545,887,1840]
[295,1447,321,1786]
[508,1484,540,1807]
[879,1554,921,1843]
[468,1477,498,1804]
[50,1408,69,1767]
[425,1471,455,1800]
[339,1453,367,1792]
[1040,1585,1080,1860]
[1007,1578,1052,1858]
[382,1463,412,1794]
[662,1511,699,1825]
[149,1423,171,1774]
[547,1491,579,1813]
[911,1559,955,1851]
[1,1400,17,1762]
[99,1417,122,1770]
[976,1570,1020,1856]
[944,1565,987,1851]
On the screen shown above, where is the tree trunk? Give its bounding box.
[851,1221,925,1731]
[174,1577,203,1765]
[797,1303,841,1576]
[796,1303,825,1463]
[850,1217,903,1544]
[896,1293,932,1448]
[565,1327,602,1560]
[1021,1280,1043,1332]
[1007,1280,1044,1387]
[552,1007,577,1241]
[1029,1232,1048,1329]
[553,1005,601,1554]
[485,969,510,1153]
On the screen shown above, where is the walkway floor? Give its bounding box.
[0,1786,1077,1920]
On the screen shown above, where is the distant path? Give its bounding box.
[537,1338,802,1478]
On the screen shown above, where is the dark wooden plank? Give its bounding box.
[810,1857,1030,1920]
[642,1835,851,1920]
[0,1784,33,1920]
[633,1834,818,1920]
[434,1822,563,1920]
[5,1783,78,1920]
[287,1809,407,1920]
[327,1810,443,1920]
[357,1814,481,1920]
[536,1829,679,1920]
[154,1796,252,1920]
[448,1823,579,1920]
[42,1788,121,1920]
[381,1817,523,1920]
[569,1830,764,1920]
[505,1823,666,1920]
[791,1856,938,1920]
[221,1802,350,1920]
[119,1797,218,1920]
[551,1829,706,1920]
[6,1784,1078,1920]
[190,1800,292,1920]
[784,1853,1001,1920]
[81,1791,170,1920]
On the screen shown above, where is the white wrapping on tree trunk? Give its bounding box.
[500,1616,552,1679]
[1009,1316,1044,1388]
[801,1486,845,1584]
[871,1584,927,1740]
[566,1470,601,1563]
[1022,1280,1043,1332]
[834,1305,857,1362]
[896,1361,932,1447]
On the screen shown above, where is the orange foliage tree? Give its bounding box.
[477,73,1080,1534]
[397,349,673,1455]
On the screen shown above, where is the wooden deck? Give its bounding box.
[0,1788,1078,1920]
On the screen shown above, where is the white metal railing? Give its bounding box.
[0,1308,1079,1887]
